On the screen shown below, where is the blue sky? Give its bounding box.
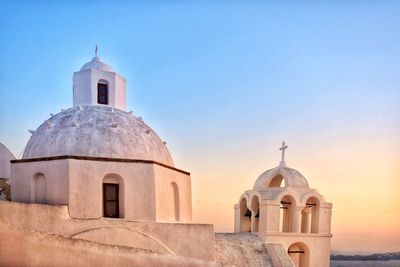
[1,1,399,252]
[1,1,399,158]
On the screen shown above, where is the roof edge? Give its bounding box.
[11,155,189,175]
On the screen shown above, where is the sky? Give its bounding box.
[0,1,399,254]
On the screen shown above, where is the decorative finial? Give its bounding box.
[279,141,288,166]
[95,45,98,57]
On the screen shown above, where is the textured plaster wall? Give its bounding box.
[265,243,294,267]
[265,234,331,267]
[73,68,126,110]
[214,233,273,267]
[11,158,191,222]
[73,70,92,106]
[114,73,126,110]
[11,160,69,204]
[154,164,192,222]
[0,221,217,267]
[0,143,15,180]
[0,201,215,261]
[68,159,157,220]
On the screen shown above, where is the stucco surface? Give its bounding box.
[253,165,309,189]
[265,243,294,267]
[22,105,174,166]
[265,234,331,267]
[0,201,214,261]
[80,55,114,72]
[11,158,191,222]
[0,221,219,267]
[214,233,273,267]
[0,142,15,179]
[154,164,192,222]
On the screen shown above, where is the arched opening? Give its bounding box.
[32,173,47,204]
[250,195,260,233]
[269,175,285,187]
[239,197,251,232]
[301,197,320,233]
[171,182,180,221]
[97,80,109,105]
[102,174,124,218]
[288,242,310,267]
[279,195,295,232]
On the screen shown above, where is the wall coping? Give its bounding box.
[10,155,190,175]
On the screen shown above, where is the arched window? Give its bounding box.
[32,173,47,204]
[269,175,285,187]
[239,197,251,232]
[97,80,108,105]
[279,195,295,232]
[171,182,180,221]
[288,242,310,267]
[301,197,320,233]
[102,174,124,218]
[250,195,260,233]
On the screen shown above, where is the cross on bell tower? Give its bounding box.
[279,141,288,166]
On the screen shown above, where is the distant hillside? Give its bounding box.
[331,252,400,261]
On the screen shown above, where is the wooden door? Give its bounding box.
[103,183,119,218]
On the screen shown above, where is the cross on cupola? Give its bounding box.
[72,47,126,110]
[279,141,288,166]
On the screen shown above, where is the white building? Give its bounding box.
[0,51,215,266]
[0,143,15,200]
[12,51,192,223]
[234,142,333,267]
[0,50,333,267]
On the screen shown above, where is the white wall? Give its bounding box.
[11,160,69,204]
[11,158,192,223]
[73,69,126,110]
[264,235,331,267]
[0,143,15,180]
[153,164,192,223]
[68,159,157,220]
[0,201,215,262]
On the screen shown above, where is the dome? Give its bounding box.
[80,56,114,72]
[22,105,174,166]
[253,164,309,189]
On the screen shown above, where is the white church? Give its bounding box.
[0,50,332,267]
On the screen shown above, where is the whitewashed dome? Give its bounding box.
[80,55,114,72]
[22,105,174,166]
[253,164,309,189]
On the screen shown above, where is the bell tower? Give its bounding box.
[234,142,333,267]
[72,47,126,110]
